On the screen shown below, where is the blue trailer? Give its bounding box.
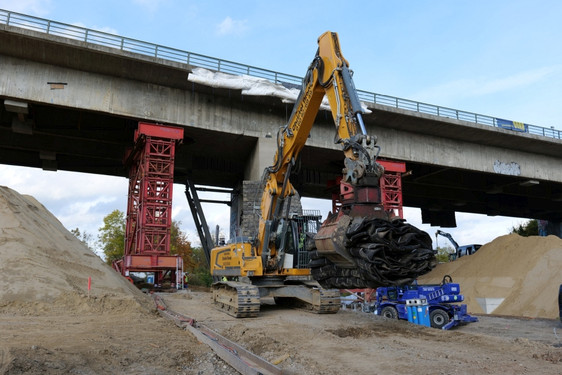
[374,275,478,330]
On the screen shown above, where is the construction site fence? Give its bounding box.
[1,8,560,141]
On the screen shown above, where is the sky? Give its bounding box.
[1,0,561,255]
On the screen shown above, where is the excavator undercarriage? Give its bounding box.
[212,278,340,318]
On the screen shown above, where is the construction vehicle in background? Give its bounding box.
[207,31,436,317]
[374,275,478,329]
[436,230,481,261]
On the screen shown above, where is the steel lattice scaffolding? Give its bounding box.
[114,122,184,286]
[378,160,405,219]
[328,159,405,219]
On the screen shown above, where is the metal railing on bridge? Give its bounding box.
[1,9,560,140]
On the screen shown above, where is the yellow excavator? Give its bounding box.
[208,32,436,317]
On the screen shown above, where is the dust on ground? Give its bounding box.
[1,184,561,374]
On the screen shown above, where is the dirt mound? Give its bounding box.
[418,233,562,318]
[0,186,153,315]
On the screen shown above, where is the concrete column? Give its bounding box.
[229,183,241,240]
[234,136,306,240]
[244,136,277,181]
[240,181,263,238]
[237,180,303,239]
[547,221,562,238]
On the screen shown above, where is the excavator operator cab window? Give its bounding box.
[285,221,297,255]
[274,219,299,268]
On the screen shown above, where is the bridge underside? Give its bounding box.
[1,100,561,224]
[1,22,561,226]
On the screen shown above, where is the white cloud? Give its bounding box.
[216,16,248,36]
[4,169,126,202]
[0,165,127,238]
[0,0,51,16]
[414,65,561,104]
[57,198,117,232]
[403,207,526,250]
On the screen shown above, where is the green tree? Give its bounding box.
[511,219,538,237]
[188,246,213,287]
[98,210,126,265]
[170,220,195,270]
[435,246,454,263]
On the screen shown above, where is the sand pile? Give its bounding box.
[418,233,562,319]
[0,186,153,314]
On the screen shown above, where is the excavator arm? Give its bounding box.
[262,32,376,205]
[436,230,460,251]
[258,32,383,272]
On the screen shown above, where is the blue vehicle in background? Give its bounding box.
[374,275,478,330]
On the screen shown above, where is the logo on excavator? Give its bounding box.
[290,84,314,135]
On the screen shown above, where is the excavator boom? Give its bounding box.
[256,32,384,274]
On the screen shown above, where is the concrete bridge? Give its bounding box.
[1,10,562,232]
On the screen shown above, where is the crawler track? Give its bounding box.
[212,282,260,318]
[314,288,341,313]
[275,286,341,314]
[273,287,341,314]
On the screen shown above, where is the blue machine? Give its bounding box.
[374,275,478,330]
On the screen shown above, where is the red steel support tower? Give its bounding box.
[328,159,405,219]
[378,159,405,219]
[114,122,184,286]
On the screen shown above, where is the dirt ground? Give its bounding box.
[0,292,238,375]
[2,288,561,375]
[1,185,561,374]
[161,289,562,375]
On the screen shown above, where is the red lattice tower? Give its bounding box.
[327,159,405,219]
[115,122,184,284]
[378,160,405,219]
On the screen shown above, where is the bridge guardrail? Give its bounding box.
[1,9,560,140]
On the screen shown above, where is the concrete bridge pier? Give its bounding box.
[224,136,305,240]
[229,180,303,241]
[547,221,562,238]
